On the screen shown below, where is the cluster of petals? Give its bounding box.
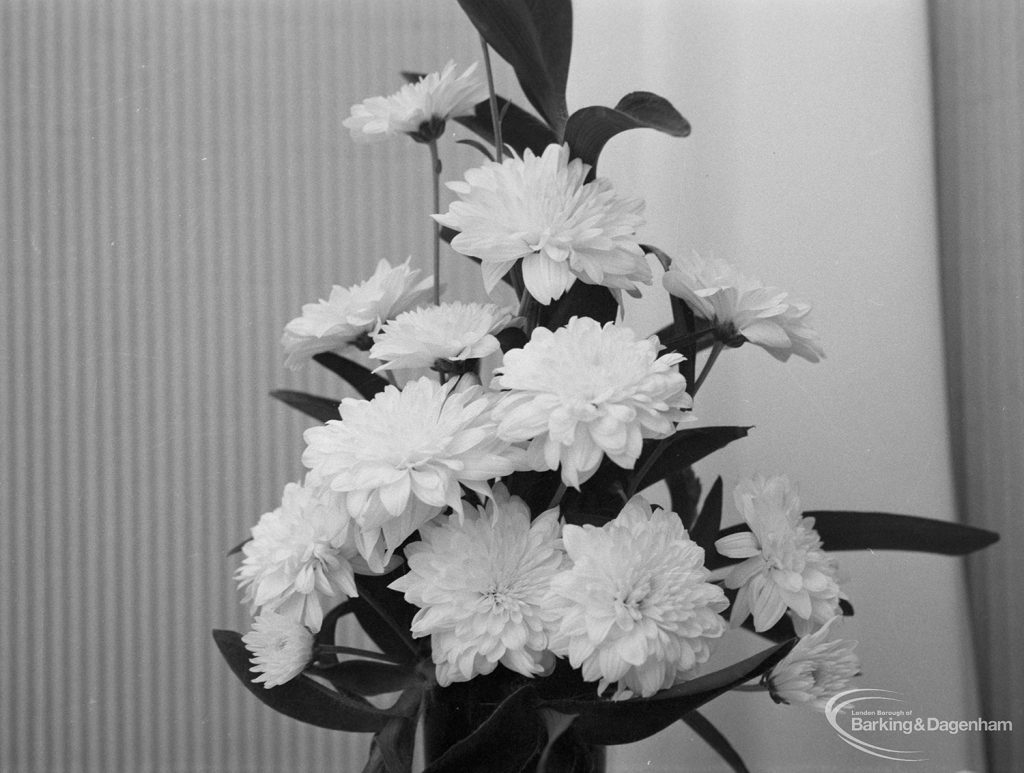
[301,377,524,570]
[766,616,860,709]
[714,475,843,635]
[546,496,728,699]
[492,316,692,488]
[343,61,485,143]
[369,301,514,372]
[281,258,433,369]
[389,486,564,686]
[242,611,315,689]
[662,252,824,362]
[235,478,359,632]
[434,144,652,304]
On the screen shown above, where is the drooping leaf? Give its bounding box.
[363,687,424,773]
[315,660,418,697]
[681,711,751,773]
[269,389,340,423]
[689,476,723,552]
[455,97,559,156]
[455,137,496,161]
[457,0,572,135]
[353,570,423,665]
[565,92,690,177]
[424,684,543,773]
[544,641,794,745]
[212,629,393,732]
[631,426,751,494]
[313,352,389,400]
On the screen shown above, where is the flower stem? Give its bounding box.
[691,340,725,397]
[428,138,442,305]
[315,644,406,665]
[479,34,503,163]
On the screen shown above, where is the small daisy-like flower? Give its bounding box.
[662,252,823,362]
[492,316,692,488]
[235,479,359,632]
[434,144,652,304]
[242,611,315,689]
[388,486,564,686]
[765,616,860,710]
[281,258,434,369]
[343,61,486,144]
[369,301,514,372]
[714,475,843,635]
[302,377,524,569]
[546,496,728,699]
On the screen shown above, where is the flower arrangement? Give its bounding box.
[213,3,998,771]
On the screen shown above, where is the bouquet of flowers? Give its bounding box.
[213,3,997,771]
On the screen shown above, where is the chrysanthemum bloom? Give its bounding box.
[546,496,728,699]
[242,611,314,689]
[434,144,652,304]
[388,486,564,686]
[343,61,485,144]
[302,377,524,569]
[281,258,434,369]
[765,616,860,710]
[369,301,514,373]
[714,475,843,635]
[235,479,359,632]
[662,252,824,362]
[492,317,692,488]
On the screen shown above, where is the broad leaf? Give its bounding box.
[681,711,751,773]
[455,97,558,156]
[424,684,543,773]
[665,466,701,530]
[565,92,690,176]
[689,476,723,552]
[213,629,393,732]
[313,352,389,400]
[631,426,751,494]
[364,687,424,773]
[353,570,423,665]
[538,282,618,330]
[269,389,340,423]
[544,642,794,745]
[315,660,418,697]
[457,0,572,134]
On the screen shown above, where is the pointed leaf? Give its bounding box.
[270,389,340,423]
[665,466,702,530]
[353,570,422,664]
[457,0,572,133]
[455,137,496,161]
[565,92,690,176]
[313,352,389,400]
[681,711,751,773]
[631,427,751,494]
[212,629,392,732]
[537,282,618,330]
[455,97,559,156]
[545,642,794,745]
[424,684,543,773]
[689,476,723,552]
[315,660,418,697]
[373,687,424,773]
[226,536,250,557]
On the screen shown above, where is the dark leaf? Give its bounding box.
[564,92,690,176]
[689,476,723,552]
[353,570,423,665]
[315,660,418,697]
[455,97,558,156]
[665,466,701,530]
[544,642,794,745]
[226,536,250,557]
[457,0,572,134]
[314,601,353,666]
[496,325,528,353]
[212,629,393,732]
[455,137,496,161]
[424,684,543,773]
[369,687,424,773]
[501,468,565,517]
[631,426,751,494]
[537,282,618,330]
[313,352,389,400]
[681,711,751,773]
[269,389,340,423]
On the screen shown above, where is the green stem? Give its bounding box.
[732,684,768,693]
[428,138,442,305]
[691,340,725,397]
[315,644,406,665]
[480,34,503,163]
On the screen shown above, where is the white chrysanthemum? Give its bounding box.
[369,301,514,372]
[715,475,843,635]
[434,144,652,304]
[242,611,315,689]
[546,497,728,699]
[766,616,860,710]
[343,61,485,143]
[388,486,564,686]
[302,377,524,570]
[235,479,359,632]
[492,317,692,488]
[662,252,824,362]
[281,258,434,369]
